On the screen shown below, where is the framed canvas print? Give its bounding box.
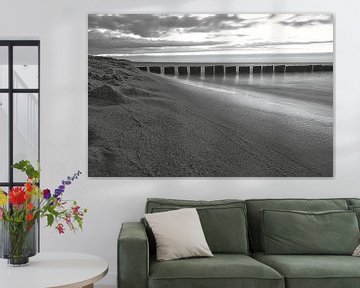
[88,14,333,177]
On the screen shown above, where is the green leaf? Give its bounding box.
[47,214,54,227]
[46,205,60,217]
[12,160,40,180]
[75,216,83,230]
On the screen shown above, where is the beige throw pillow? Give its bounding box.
[353,244,360,256]
[145,208,213,261]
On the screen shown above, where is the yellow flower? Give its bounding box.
[0,190,7,206]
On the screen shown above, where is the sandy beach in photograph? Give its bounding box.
[88,56,333,177]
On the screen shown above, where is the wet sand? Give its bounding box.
[88,56,333,177]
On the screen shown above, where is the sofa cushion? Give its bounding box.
[246,198,349,252]
[149,254,284,288]
[146,198,248,254]
[350,206,360,228]
[347,199,360,229]
[347,198,360,207]
[252,252,360,288]
[261,209,359,255]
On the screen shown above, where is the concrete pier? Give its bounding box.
[149,66,161,74]
[253,66,262,73]
[190,66,201,76]
[225,66,237,75]
[164,66,175,75]
[313,65,323,72]
[263,66,274,73]
[274,65,285,73]
[239,66,250,74]
[178,66,188,76]
[215,65,224,75]
[286,65,312,73]
[205,66,214,76]
[322,65,333,72]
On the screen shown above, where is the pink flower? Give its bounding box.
[0,208,3,220]
[65,214,71,225]
[56,223,65,234]
[72,205,81,215]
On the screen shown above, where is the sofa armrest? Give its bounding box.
[118,222,149,288]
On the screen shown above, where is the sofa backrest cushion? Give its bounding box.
[261,209,359,255]
[246,198,349,252]
[145,198,249,254]
[348,199,360,207]
[347,199,360,228]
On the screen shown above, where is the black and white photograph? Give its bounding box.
[88,14,333,177]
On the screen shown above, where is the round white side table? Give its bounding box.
[0,252,108,288]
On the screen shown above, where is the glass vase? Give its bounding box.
[0,220,37,266]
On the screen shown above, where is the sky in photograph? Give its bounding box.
[88,14,333,62]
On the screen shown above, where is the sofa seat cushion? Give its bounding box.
[252,252,360,288]
[149,254,284,288]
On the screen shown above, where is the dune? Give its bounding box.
[89,84,129,105]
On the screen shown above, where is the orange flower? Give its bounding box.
[26,214,33,221]
[25,182,33,192]
[24,193,31,200]
[26,203,34,210]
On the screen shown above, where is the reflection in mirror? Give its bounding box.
[0,94,9,182]
[13,93,39,182]
[0,47,8,89]
[13,46,38,89]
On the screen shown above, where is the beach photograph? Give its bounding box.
[88,14,333,177]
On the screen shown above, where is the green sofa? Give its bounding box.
[118,198,360,288]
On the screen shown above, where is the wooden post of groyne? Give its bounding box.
[136,62,333,76]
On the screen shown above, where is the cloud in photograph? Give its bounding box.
[89,14,261,38]
[278,14,333,27]
[88,14,334,58]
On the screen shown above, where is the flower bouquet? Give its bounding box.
[0,160,87,266]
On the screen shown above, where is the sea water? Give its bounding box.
[173,72,333,106]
